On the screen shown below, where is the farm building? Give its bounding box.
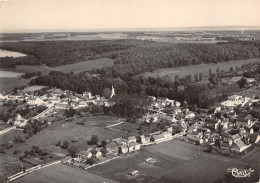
[151,134,165,142]
[119,145,128,154]
[106,142,119,154]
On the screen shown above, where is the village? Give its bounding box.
[0,73,260,181]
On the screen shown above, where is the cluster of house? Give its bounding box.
[0,86,116,127]
[72,136,141,164]
[140,95,259,154]
[70,126,186,166]
[185,96,260,153]
[220,94,253,108]
[0,86,116,110]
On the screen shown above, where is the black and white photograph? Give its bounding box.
[0,0,260,182]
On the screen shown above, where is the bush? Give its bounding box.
[61,140,69,149]
[55,140,61,146]
[87,156,98,165]
[87,135,98,145]
[68,146,79,158]
[14,135,25,143]
[101,140,107,147]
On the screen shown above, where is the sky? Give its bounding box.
[0,0,260,33]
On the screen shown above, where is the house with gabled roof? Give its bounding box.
[128,142,140,152]
[90,149,102,158]
[106,142,119,154]
[119,144,128,154]
[162,131,172,139]
[151,134,165,142]
[230,139,251,153]
[249,133,260,144]
[139,135,150,144]
[205,118,220,130]
[127,136,137,143]
[76,148,93,162]
[26,96,42,106]
[185,111,195,119]
[187,133,203,145]
[231,134,241,143]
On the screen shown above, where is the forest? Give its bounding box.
[1,40,260,76]
[3,39,260,107]
[0,40,132,68]
[30,62,260,109]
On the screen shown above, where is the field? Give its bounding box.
[0,129,26,182]
[89,149,186,183]
[52,58,114,73]
[88,140,251,183]
[1,65,52,76]
[0,77,30,93]
[144,140,252,183]
[0,65,52,93]
[0,71,23,77]
[157,156,244,183]
[14,163,117,183]
[240,87,260,98]
[111,121,168,136]
[0,49,26,58]
[0,115,130,181]
[22,85,47,92]
[142,58,260,82]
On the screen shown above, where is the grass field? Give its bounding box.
[89,149,185,183]
[88,139,252,183]
[0,115,129,181]
[0,77,30,93]
[144,140,251,183]
[0,49,26,58]
[157,156,244,183]
[112,122,167,136]
[240,87,260,98]
[142,58,260,82]
[0,129,25,182]
[0,65,52,93]
[2,65,52,76]
[14,163,117,183]
[53,58,114,73]
[22,85,47,92]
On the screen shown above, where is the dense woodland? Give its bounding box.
[0,40,132,68]
[30,63,260,109]
[2,39,260,107]
[1,40,260,75]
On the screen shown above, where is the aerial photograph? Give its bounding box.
[0,0,260,182]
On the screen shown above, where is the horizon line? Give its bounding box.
[1,25,260,34]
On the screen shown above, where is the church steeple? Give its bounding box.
[111,85,115,98]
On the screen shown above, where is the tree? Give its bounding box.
[199,72,203,81]
[215,112,221,119]
[88,135,99,145]
[88,156,98,165]
[209,69,212,77]
[56,140,61,146]
[194,74,199,82]
[237,78,247,88]
[64,108,76,118]
[103,88,112,99]
[175,74,179,81]
[68,146,79,158]
[101,140,107,147]
[62,140,69,149]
